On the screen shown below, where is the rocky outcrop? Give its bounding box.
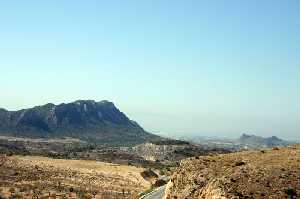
[0,100,159,146]
[165,145,300,199]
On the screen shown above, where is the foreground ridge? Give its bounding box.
[165,145,300,199]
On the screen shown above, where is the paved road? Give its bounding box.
[141,184,167,199]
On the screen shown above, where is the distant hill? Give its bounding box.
[0,100,159,146]
[238,133,289,148]
[179,133,292,150]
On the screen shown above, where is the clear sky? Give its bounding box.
[0,1,299,139]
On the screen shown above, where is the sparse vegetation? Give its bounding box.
[150,139,190,145]
[0,137,164,169]
[165,145,300,199]
[0,155,151,199]
[0,155,7,167]
[285,188,297,198]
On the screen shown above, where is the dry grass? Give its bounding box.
[0,155,151,199]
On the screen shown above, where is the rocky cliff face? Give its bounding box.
[0,100,159,146]
[165,145,300,199]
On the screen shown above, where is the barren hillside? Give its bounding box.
[0,155,151,199]
[165,145,300,199]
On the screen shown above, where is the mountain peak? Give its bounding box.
[240,133,253,140]
[0,108,8,112]
[70,100,116,108]
[0,100,159,146]
[74,99,96,104]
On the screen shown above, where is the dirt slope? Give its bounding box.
[165,145,300,199]
[0,155,150,199]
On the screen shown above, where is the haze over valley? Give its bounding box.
[1,1,299,198]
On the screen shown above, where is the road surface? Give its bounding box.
[140,184,167,199]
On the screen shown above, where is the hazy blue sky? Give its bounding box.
[0,1,299,139]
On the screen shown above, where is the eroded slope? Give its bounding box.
[165,145,300,199]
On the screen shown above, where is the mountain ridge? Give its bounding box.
[238,133,288,148]
[0,100,159,146]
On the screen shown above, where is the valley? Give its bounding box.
[0,100,298,199]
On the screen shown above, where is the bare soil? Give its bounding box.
[165,145,300,199]
[0,155,151,199]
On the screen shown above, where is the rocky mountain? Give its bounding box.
[165,145,300,199]
[238,133,289,148]
[0,100,159,146]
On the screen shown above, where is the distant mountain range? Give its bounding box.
[0,100,159,146]
[238,133,289,148]
[178,133,293,150]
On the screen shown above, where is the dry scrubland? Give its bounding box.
[0,155,150,199]
[165,145,300,199]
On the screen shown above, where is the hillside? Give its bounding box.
[0,100,159,146]
[165,145,300,199]
[0,155,151,198]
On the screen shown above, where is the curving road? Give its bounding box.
[140,184,167,199]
